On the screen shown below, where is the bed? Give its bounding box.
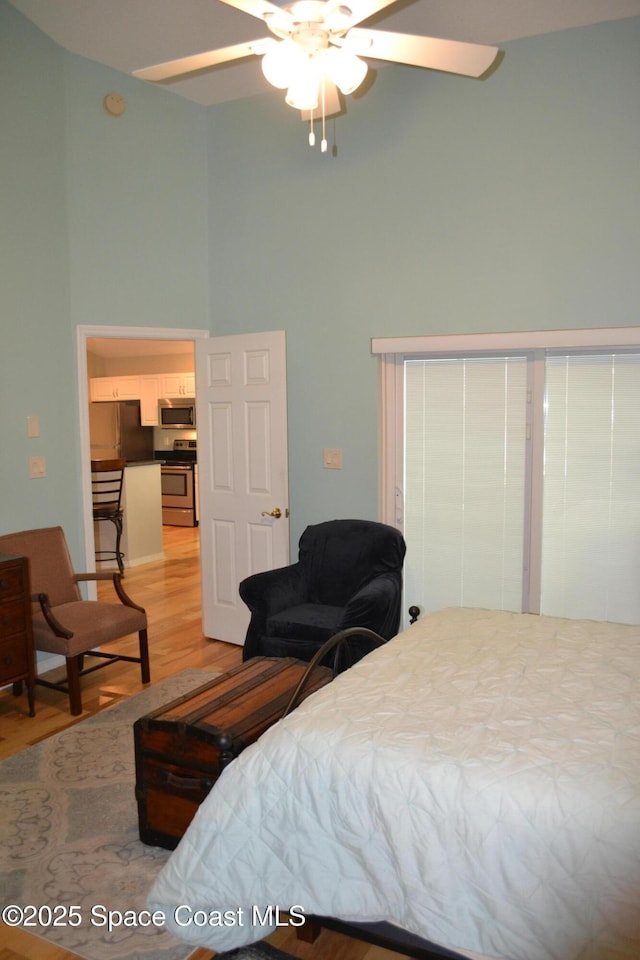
[147,607,640,959]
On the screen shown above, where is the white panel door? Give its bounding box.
[196,331,289,644]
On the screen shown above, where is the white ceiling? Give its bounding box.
[9,0,640,106]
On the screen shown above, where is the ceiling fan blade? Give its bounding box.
[340,28,500,78]
[326,0,401,29]
[218,0,294,30]
[300,79,342,120]
[133,38,275,82]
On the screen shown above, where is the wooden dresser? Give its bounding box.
[0,552,36,716]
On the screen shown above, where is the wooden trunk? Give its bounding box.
[134,656,332,850]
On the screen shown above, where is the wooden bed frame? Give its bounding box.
[299,916,470,959]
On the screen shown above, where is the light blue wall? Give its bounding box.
[206,18,640,543]
[2,0,639,558]
[0,1,208,561]
[1,3,72,539]
[64,55,208,332]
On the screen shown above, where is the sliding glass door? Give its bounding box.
[399,349,640,625]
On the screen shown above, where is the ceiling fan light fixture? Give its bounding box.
[323,46,367,95]
[285,61,321,110]
[261,39,306,89]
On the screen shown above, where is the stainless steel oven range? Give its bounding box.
[157,440,198,527]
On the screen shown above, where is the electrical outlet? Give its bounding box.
[323,448,343,469]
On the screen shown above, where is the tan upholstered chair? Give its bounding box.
[0,526,150,715]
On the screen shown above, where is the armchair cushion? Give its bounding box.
[32,600,146,657]
[266,603,344,645]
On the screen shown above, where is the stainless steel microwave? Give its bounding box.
[158,398,196,429]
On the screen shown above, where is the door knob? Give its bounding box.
[261,507,282,519]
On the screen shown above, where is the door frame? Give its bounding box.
[76,324,210,589]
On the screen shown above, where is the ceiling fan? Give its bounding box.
[134,0,502,150]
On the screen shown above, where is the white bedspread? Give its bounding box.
[148,608,640,959]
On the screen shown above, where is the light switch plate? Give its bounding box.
[323,448,343,469]
[27,415,40,438]
[29,456,46,478]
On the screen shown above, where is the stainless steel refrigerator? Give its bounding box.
[89,400,154,462]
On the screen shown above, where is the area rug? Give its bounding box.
[0,668,220,960]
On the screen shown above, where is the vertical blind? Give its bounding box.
[541,354,640,623]
[404,357,528,614]
[404,352,640,624]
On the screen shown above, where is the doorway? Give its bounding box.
[77,324,210,591]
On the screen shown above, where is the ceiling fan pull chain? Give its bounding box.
[320,75,328,153]
[309,106,316,146]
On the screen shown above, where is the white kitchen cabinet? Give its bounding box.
[159,373,195,397]
[140,375,160,425]
[90,376,141,402]
[91,371,195,406]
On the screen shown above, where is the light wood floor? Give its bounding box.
[0,526,405,960]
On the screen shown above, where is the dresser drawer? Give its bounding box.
[0,600,27,640]
[0,553,35,715]
[0,634,29,683]
[0,564,23,602]
[0,598,27,640]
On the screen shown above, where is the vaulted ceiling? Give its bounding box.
[9,0,640,105]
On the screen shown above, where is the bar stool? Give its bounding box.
[91,458,126,575]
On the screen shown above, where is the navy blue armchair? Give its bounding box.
[239,519,406,667]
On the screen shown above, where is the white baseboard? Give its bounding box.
[126,551,165,567]
[96,551,165,571]
[36,653,65,674]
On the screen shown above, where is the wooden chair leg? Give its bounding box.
[66,656,83,715]
[113,514,125,576]
[139,628,151,684]
[12,679,35,717]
